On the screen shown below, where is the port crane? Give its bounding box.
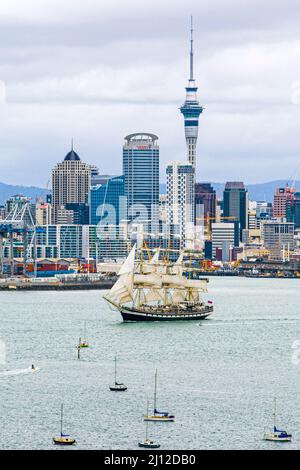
[0,199,44,277]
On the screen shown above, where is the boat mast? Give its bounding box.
[114,356,117,385]
[146,399,149,440]
[154,369,158,413]
[273,396,277,429]
[137,250,143,308]
[60,403,63,437]
[77,338,81,359]
[187,251,192,302]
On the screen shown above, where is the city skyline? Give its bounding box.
[1,0,300,186]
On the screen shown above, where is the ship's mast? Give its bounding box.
[154,369,158,413]
[60,404,63,437]
[137,249,143,308]
[146,399,149,440]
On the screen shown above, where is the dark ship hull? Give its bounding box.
[120,305,213,322]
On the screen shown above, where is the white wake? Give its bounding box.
[0,366,39,377]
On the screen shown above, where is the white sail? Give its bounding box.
[186,288,201,302]
[172,252,184,275]
[141,248,161,274]
[185,279,207,292]
[134,273,162,287]
[172,289,186,303]
[104,245,136,307]
[104,274,133,306]
[119,244,136,275]
[162,274,187,288]
[144,288,164,303]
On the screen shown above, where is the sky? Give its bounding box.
[1,0,300,187]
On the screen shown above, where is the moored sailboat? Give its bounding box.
[139,400,160,448]
[109,355,127,392]
[53,404,76,446]
[263,397,292,442]
[79,321,89,348]
[104,245,213,322]
[144,369,174,422]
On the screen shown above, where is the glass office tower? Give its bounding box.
[90,175,125,226]
[123,133,159,229]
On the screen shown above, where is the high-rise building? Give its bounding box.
[286,192,300,229]
[166,161,195,248]
[273,186,295,218]
[52,147,91,223]
[223,182,248,239]
[90,175,125,226]
[180,17,203,172]
[195,183,216,227]
[123,133,159,228]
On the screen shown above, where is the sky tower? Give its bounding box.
[180,17,204,172]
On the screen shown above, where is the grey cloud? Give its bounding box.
[1,0,300,186]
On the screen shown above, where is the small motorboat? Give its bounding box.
[144,370,175,422]
[109,355,127,392]
[263,397,291,442]
[53,404,76,446]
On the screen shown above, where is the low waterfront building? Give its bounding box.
[34,224,97,259]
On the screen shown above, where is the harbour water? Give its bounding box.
[0,277,299,450]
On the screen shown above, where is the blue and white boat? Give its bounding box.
[144,370,175,422]
[263,397,292,442]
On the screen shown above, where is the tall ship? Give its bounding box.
[103,245,213,322]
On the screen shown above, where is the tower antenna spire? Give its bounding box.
[190,15,194,81]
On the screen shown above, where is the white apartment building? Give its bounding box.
[166,161,195,248]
